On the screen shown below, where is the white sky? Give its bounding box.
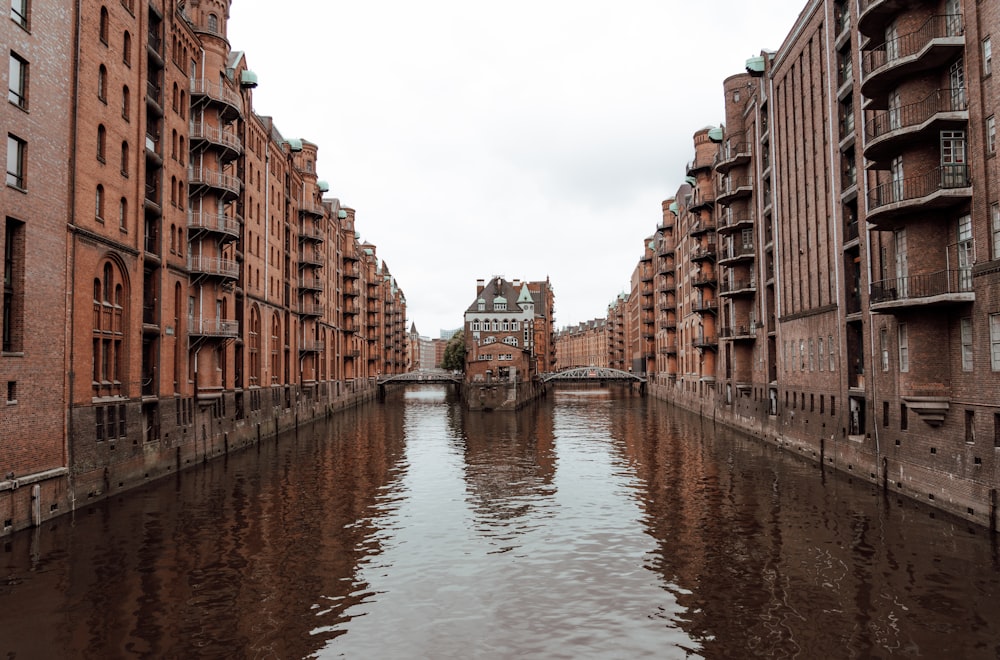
[227,1,805,337]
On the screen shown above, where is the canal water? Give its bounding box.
[2,387,999,658]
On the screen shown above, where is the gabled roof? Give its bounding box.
[465,277,530,315]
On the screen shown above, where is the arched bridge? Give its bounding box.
[377,369,463,387]
[539,367,646,386]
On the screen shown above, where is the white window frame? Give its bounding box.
[991,314,1000,371]
[961,318,973,372]
[898,323,909,373]
[880,327,889,371]
[992,203,1000,261]
[984,36,992,76]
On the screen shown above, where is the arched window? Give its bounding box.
[249,305,261,386]
[207,13,218,32]
[172,82,178,112]
[120,141,129,175]
[93,258,127,395]
[123,31,131,65]
[97,124,106,160]
[119,197,127,230]
[179,91,185,119]
[99,7,109,44]
[169,224,176,253]
[171,129,177,159]
[177,228,183,256]
[270,314,280,384]
[98,64,107,101]
[95,184,105,219]
[121,85,130,120]
[178,136,185,164]
[170,175,177,205]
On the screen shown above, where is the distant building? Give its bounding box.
[463,277,553,383]
[554,319,608,370]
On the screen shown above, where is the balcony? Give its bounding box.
[145,80,163,117]
[857,0,899,39]
[688,193,715,214]
[300,203,326,218]
[187,255,239,280]
[693,334,718,350]
[189,121,243,162]
[298,275,324,292]
[299,250,326,268]
[188,211,240,241]
[860,15,965,106]
[692,299,718,315]
[866,165,971,228]
[190,78,244,121]
[660,276,677,293]
[343,263,360,280]
[659,341,678,355]
[716,175,754,206]
[718,243,755,264]
[692,271,717,288]
[719,277,757,297]
[686,155,713,176]
[188,166,242,199]
[720,324,757,341]
[690,240,717,262]
[869,269,974,312]
[299,223,325,243]
[188,317,239,338]
[865,89,968,163]
[689,219,716,237]
[299,340,325,354]
[713,142,751,174]
[297,302,324,317]
[144,133,163,166]
[717,212,753,234]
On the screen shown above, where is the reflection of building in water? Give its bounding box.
[460,403,556,548]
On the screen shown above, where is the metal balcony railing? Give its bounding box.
[868,165,970,210]
[188,317,239,337]
[862,14,964,78]
[870,269,972,304]
[867,88,967,141]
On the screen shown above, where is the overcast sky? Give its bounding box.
[227,1,805,337]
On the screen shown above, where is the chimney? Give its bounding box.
[513,279,521,289]
[476,279,485,295]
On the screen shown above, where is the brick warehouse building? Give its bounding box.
[0,0,408,535]
[634,0,1000,527]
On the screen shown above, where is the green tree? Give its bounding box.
[440,330,465,371]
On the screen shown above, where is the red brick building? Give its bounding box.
[639,0,1000,527]
[0,0,408,536]
[554,319,608,370]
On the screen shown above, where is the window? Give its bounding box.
[118,197,127,230]
[3,218,24,353]
[809,339,815,371]
[799,339,806,371]
[958,214,973,291]
[988,116,996,154]
[120,140,128,175]
[123,31,131,66]
[95,184,105,220]
[98,64,107,102]
[6,134,26,188]
[966,410,976,444]
[121,85,130,120]
[99,6,109,44]
[991,314,1000,371]
[961,318,973,371]
[92,261,126,395]
[898,323,909,372]
[984,36,993,76]
[880,327,889,371]
[900,403,908,431]
[11,0,28,28]
[208,13,218,32]
[8,52,27,109]
[818,337,824,371]
[992,203,1000,261]
[96,124,106,161]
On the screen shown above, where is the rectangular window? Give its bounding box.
[985,36,993,76]
[880,327,889,371]
[96,406,105,442]
[898,323,909,372]
[988,116,997,154]
[8,52,27,109]
[991,314,1000,371]
[11,0,28,28]
[6,134,26,188]
[901,403,908,431]
[5,380,14,404]
[800,339,806,371]
[966,410,976,444]
[2,218,23,353]
[809,339,815,372]
[961,318,973,372]
[995,413,1000,448]
[992,203,1000,261]
[829,334,835,371]
[818,338,824,371]
[883,401,890,427]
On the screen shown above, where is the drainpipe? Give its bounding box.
[65,0,85,512]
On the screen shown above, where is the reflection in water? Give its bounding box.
[1,386,999,658]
